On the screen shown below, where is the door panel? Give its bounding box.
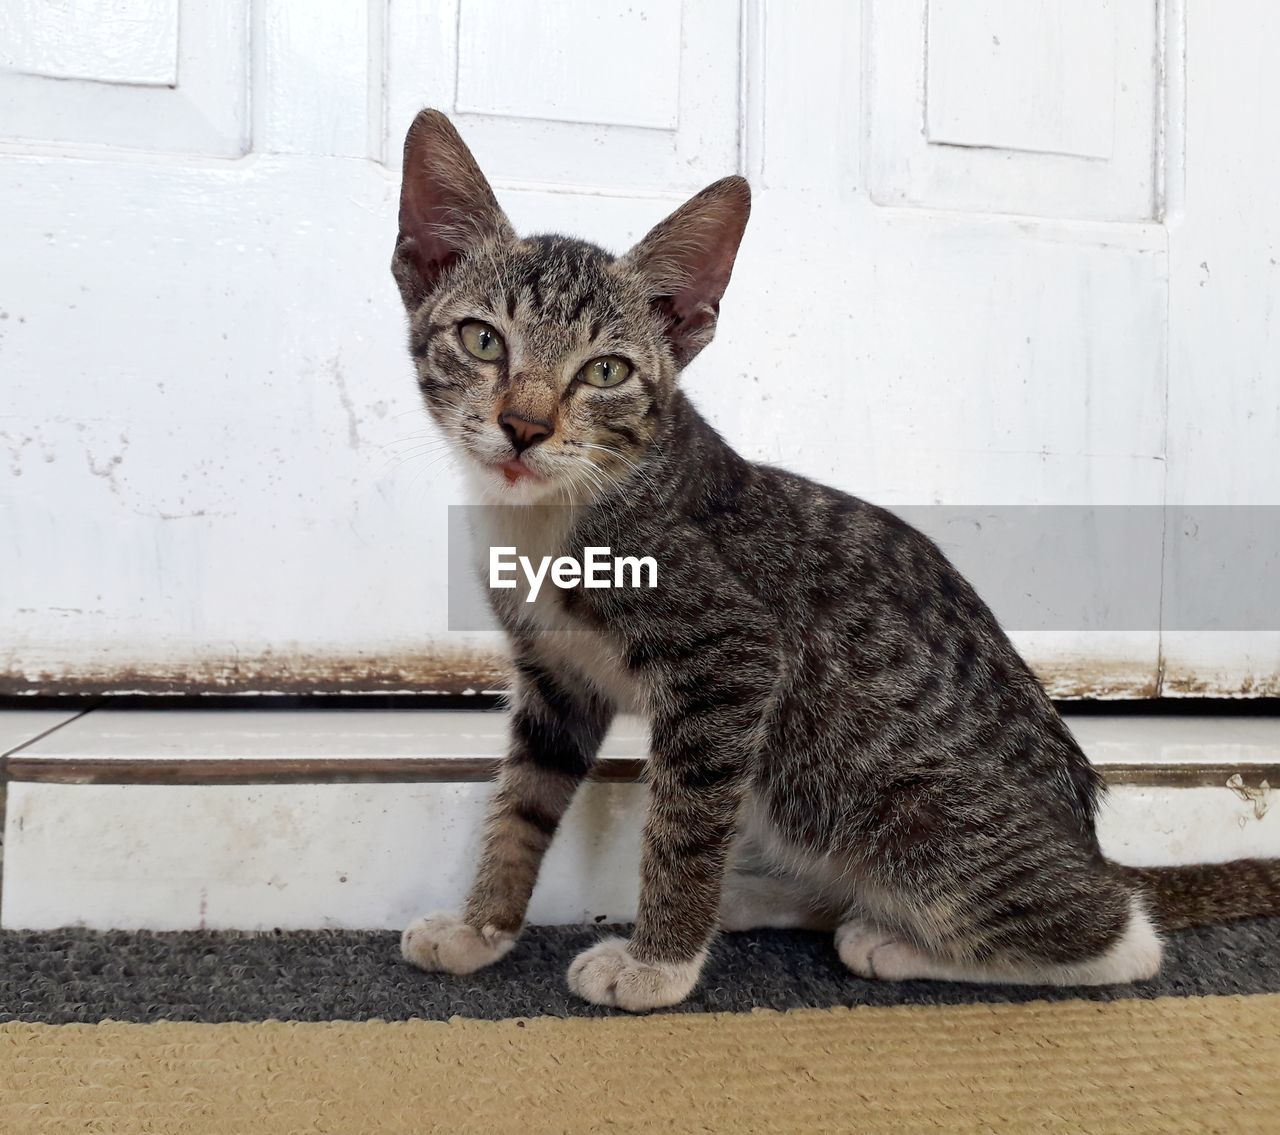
[0,0,249,156]
[867,0,1158,220]
[927,0,1118,160]
[2,0,181,85]
[385,0,740,191]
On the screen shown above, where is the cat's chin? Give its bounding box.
[465,460,563,506]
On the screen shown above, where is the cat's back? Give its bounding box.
[711,460,990,632]
[713,460,1101,832]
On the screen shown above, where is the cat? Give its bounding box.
[391,109,1280,1011]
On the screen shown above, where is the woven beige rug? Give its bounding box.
[4,994,1277,1133]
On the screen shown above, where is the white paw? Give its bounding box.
[401,911,516,975]
[566,937,704,1012]
[835,921,928,981]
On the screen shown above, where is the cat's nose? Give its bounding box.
[498,410,553,454]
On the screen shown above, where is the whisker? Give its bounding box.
[553,452,613,504]
[571,441,662,495]
[380,431,442,448]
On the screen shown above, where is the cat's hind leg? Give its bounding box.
[718,869,836,931]
[717,798,838,931]
[835,894,1161,986]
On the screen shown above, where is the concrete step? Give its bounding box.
[2,708,1277,931]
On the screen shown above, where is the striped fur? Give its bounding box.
[391,110,1280,1011]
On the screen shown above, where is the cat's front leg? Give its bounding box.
[402,657,613,975]
[567,664,770,1011]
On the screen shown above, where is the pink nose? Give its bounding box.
[498,411,552,453]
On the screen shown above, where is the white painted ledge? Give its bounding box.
[1065,715,1280,766]
[1,709,1276,931]
[5,708,1278,772]
[3,709,646,779]
[0,710,81,757]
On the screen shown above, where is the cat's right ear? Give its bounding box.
[392,109,514,310]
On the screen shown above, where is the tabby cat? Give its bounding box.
[392,109,1279,1011]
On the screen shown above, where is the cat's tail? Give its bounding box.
[1112,859,1280,930]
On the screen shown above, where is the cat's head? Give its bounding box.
[392,109,750,504]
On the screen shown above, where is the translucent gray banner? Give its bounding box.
[446,505,1280,633]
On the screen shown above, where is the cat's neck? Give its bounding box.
[655,389,754,515]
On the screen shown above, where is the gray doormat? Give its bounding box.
[3,921,1278,1024]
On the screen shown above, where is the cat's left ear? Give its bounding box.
[623,176,751,369]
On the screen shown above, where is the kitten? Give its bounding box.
[391,109,1280,1011]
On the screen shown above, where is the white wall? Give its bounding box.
[1,0,1275,697]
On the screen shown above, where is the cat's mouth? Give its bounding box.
[496,456,543,485]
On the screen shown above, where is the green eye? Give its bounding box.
[459,320,505,361]
[579,356,632,389]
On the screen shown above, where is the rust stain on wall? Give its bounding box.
[0,648,510,697]
[1162,673,1280,698]
[1029,657,1161,700]
[3,650,1272,700]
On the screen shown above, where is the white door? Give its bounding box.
[2,0,1275,698]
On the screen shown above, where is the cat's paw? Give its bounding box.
[835,921,930,981]
[566,937,704,1012]
[400,911,516,975]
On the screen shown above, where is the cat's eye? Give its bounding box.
[459,320,505,362]
[579,356,632,389]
